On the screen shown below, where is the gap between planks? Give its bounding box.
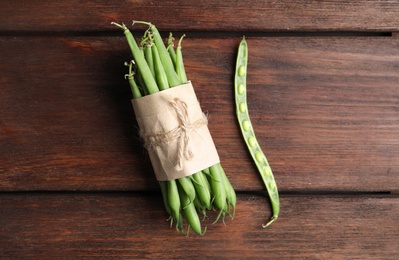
[0,30,394,38]
[0,190,394,197]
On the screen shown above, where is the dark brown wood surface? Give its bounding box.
[1,0,399,32]
[0,1,398,258]
[1,193,398,258]
[1,36,399,192]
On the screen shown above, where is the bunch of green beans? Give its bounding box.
[112,21,236,235]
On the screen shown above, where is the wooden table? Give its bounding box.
[1,1,398,258]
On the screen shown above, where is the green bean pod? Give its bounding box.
[150,24,182,87]
[178,183,205,235]
[175,34,187,84]
[125,61,142,99]
[136,69,149,96]
[136,47,150,95]
[219,165,236,217]
[151,42,170,90]
[111,22,159,94]
[167,179,183,231]
[202,167,210,175]
[159,181,172,224]
[193,194,207,218]
[134,21,181,87]
[191,171,212,210]
[209,163,228,222]
[177,177,196,208]
[167,32,177,68]
[144,43,155,77]
[234,37,279,227]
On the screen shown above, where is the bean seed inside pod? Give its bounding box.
[239,102,246,113]
[238,84,245,94]
[242,120,251,131]
[238,66,246,77]
[248,136,257,147]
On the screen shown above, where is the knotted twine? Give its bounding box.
[131,82,220,181]
[139,97,208,171]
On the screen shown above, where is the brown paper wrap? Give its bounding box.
[131,81,220,181]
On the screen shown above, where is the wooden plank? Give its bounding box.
[1,36,399,192]
[0,193,398,258]
[0,0,398,32]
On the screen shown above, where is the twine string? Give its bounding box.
[140,97,208,171]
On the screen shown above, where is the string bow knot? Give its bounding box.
[140,97,208,171]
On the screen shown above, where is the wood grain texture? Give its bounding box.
[1,36,398,192]
[0,0,398,33]
[0,193,398,258]
[1,2,399,258]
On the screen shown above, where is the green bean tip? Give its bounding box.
[178,34,186,47]
[262,215,278,228]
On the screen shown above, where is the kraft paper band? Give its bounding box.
[131,81,220,181]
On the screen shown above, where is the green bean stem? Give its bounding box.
[234,37,280,227]
[167,32,177,68]
[125,61,142,99]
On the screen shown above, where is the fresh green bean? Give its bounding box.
[144,43,155,78]
[209,164,228,223]
[133,21,181,87]
[202,168,210,175]
[219,164,236,217]
[151,42,170,90]
[135,47,150,96]
[135,67,149,96]
[167,33,177,68]
[111,22,159,94]
[234,37,279,227]
[193,194,207,218]
[175,34,187,83]
[191,171,212,210]
[167,179,183,231]
[177,183,205,235]
[125,61,142,99]
[159,181,172,226]
[177,176,196,207]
